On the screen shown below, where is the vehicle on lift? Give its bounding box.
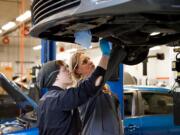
[0,73,38,135]
[30,0,180,66]
[124,86,180,135]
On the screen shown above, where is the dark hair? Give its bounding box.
[36,60,65,89]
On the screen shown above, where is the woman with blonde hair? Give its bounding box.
[70,39,123,135]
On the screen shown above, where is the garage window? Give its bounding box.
[141,92,173,115]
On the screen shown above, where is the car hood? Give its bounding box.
[0,73,38,111]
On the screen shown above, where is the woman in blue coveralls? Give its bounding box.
[70,39,123,135]
[36,39,110,135]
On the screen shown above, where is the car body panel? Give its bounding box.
[31,0,180,41]
[124,85,170,92]
[5,128,38,135]
[124,117,141,135]
[0,73,38,110]
[0,119,15,125]
[139,115,171,135]
[124,86,180,135]
[31,0,180,65]
[0,73,38,134]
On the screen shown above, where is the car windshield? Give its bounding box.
[141,92,173,115]
[0,87,20,119]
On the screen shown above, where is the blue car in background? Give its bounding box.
[0,73,38,135]
[124,86,180,135]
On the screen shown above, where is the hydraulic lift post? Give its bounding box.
[107,64,124,119]
[41,39,56,64]
[40,39,56,95]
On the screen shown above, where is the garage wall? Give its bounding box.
[0,44,40,78]
[1,38,176,87]
[125,46,176,87]
[148,46,170,79]
[85,47,101,66]
[78,45,176,87]
[62,44,178,88]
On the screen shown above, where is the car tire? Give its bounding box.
[122,48,149,65]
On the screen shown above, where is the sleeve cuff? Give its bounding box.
[92,66,106,77]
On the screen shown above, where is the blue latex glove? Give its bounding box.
[74,30,92,48]
[99,39,112,56]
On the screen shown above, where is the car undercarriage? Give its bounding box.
[30,0,180,65]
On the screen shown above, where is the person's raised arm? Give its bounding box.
[60,39,112,111]
[98,39,111,70]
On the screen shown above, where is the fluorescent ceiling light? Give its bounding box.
[65,48,77,53]
[150,32,160,36]
[2,22,16,31]
[33,45,41,50]
[16,10,31,22]
[150,46,161,51]
[56,53,70,61]
[174,46,180,49]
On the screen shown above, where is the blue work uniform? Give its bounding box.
[79,87,124,135]
[37,67,105,135]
